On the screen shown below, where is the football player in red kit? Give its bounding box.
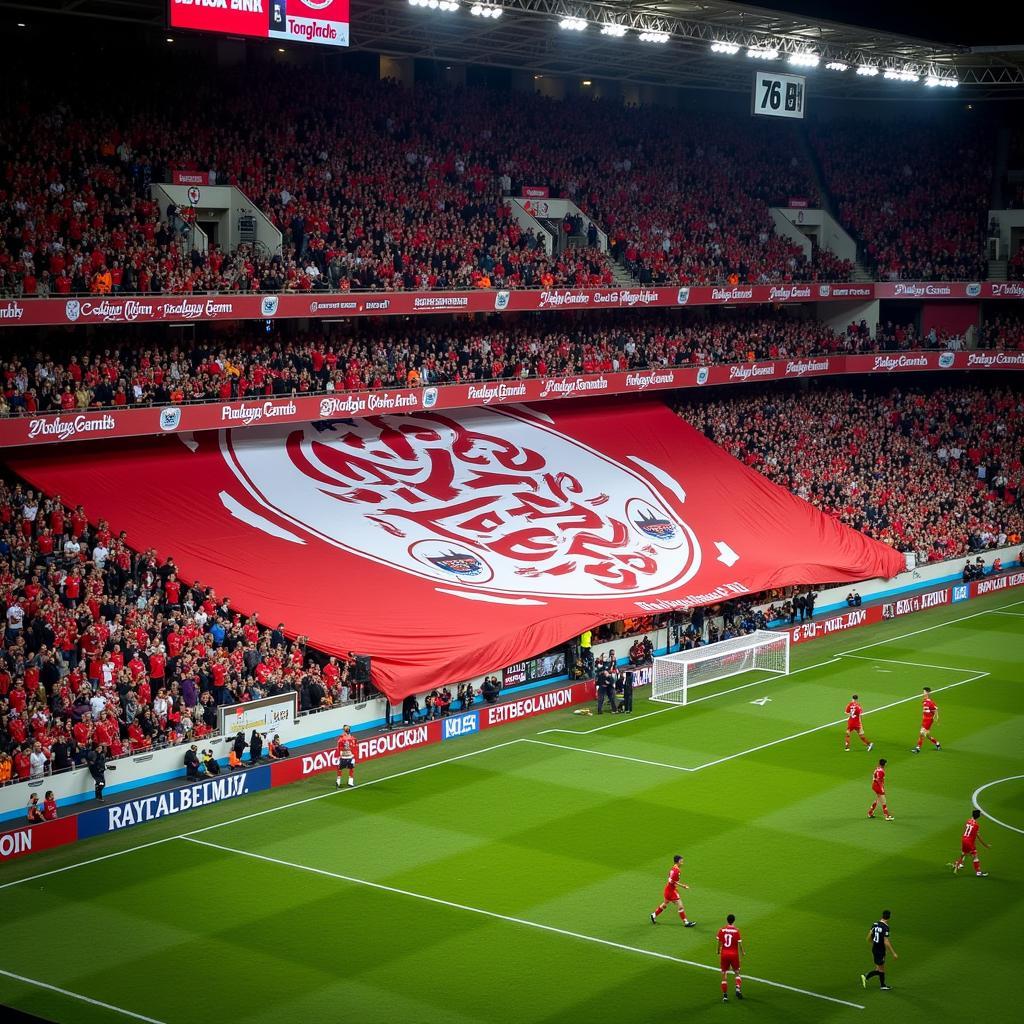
[650,855,696,927]
[911,686,941,753]
[952,808,990,876]
[717,914,744,1002]
[844,694,873,751]
[868,758,894,820]
[335,725,357,788]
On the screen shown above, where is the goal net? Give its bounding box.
[652,630,790,705]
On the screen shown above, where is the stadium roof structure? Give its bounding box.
[6,0,1024,98]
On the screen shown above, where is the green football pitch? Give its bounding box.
[2,592,1022,1024]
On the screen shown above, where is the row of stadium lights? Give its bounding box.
[409,1,502,15]
[710,40,958,87]
[407,4,669,40]
[407,5,959,85]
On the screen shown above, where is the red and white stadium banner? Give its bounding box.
[973,570,1024,598]
[0,817,78,863]
[169,0,350,48]
[479,682,595,728]
[787,198,810,208]
[2,349,1022,450]
[4,280,1023,331]
[268,678,599,785]
[171,170,212,186]
[12,401,905,699]
[522,186,551,199]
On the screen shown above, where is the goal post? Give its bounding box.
[652,630,790,705]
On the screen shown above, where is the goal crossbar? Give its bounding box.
[652,630,790,705]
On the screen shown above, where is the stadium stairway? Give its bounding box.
[610,257,636,287]
[988,258,1008,281]
[798,126,839,221]
[850,259,875,283]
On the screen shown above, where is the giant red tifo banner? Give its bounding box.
[10,401,904,699]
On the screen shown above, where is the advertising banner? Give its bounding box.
[3,349,1022,451]
[0,817,78,863]
[480,682,595,728]
[788,606,883,644]
[76,766,271,838]
[171,170,211,186]
[502,662,527,687]
[218,693,298,739]
[15,402,904,699]
[270,721,444,785]
[169,0,350,48]
[973,570,1024,598]
[522,186,551,199]
[442,711,480,741]
[5,278,996,331]
[881,587,953,619]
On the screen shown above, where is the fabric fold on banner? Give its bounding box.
[11,401,904,699]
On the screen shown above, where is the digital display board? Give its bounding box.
[169,0,349,48]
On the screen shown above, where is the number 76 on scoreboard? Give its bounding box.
[752,70,806,119]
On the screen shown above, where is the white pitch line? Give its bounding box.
[523,738,694,772]
[0,968,167,1024]
[838,654,987,674]
[838,598,1024,657]
[3,597,1018,893]
[972,775,1024,836]
[688,672,987,772]
[181,835,864,1011]
[0,740,524,892]
[538,657,843,736]
[540,597,1022,738]
[526,671,987,775]
[181,738,524,840]
[692,671,987,770]
[0,835,178,894]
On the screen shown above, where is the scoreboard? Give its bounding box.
[169,0,350,48]
[751,70,806,119]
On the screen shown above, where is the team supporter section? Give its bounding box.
[0,307,986,416]
[1,381,1019,792]
[0,474,376,784]
[0,63,853,302]
[811,119,991,282]
[679,383,1024,564]
[979,314,1024,349]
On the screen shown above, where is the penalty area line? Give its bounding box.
[536,657,843,736]
[526,673,988,774]
[180,835,864,1011]
[522,738,694,772]
[0,968,167,1024]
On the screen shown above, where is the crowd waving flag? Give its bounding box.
[11,401,905,699]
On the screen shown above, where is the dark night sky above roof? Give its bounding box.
[743,1,1024,47]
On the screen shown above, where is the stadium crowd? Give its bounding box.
[0,308,985,416]
[0,69,865,302]
[0,475,372,786]
[3,379,1020,790]
[679,383,1024,565]
[978,314,1024,350]
[810,121,991,282]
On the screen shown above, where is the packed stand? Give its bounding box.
[978,315,1024,350]
[679,384,1024,565]
[811,120,991,281]
[0,478,371,786]
[0,310,893,414]
[0,63,854,300]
